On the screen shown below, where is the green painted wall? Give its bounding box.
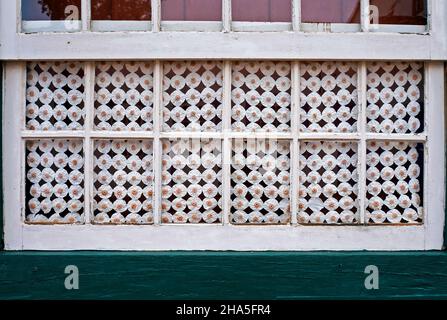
[0,252,447,300]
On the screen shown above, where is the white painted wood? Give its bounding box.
[360,0,370,32]
[358,62,367,224]
[428,0,447,60]
[424,62,445,250]
[232,22,292,32]
[364,133,427,142]
[291,62,300,225]
[222,0,231,33]
[21,130,86,138]
[299,133,360,140]
[300,23,361,33]
[91,131,155,139]
[2,32,440,60]
[91,21,152,32]
[152,0,161,32]
[160,131,223,139]
[161,21,222,32]
[222,61,232,225]
[83,62,95,224]
[18,224,427,251]
[292,0,301,32]
[21,21,82,33]
[152,61,162,225]
[2,62,25,250]
[369,25,428,34]
[81,0,90,31]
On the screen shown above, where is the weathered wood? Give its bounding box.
[1,252,447,299]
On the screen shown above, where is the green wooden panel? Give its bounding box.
[0,252,447,300]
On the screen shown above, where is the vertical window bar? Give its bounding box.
[83,61,95,224]
[292,0,301,31]
[152,61,163,224]
[426,0,432,34]
[223,0,231,32]
[358,62,367,224]
[360,0,370,32]
[291,61,300,225]
[222,60,232,225]
[81,0,91,31]
[152,0,161,32]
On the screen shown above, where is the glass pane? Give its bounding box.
[231,139,291,224]
[91,0,151,21]
[366,62,424,134]
[298,141,359,224]
[163,61,223,132]
[161,0,222,21]
[366,141,424,224]
[300,62,359,133]
[93,139,154,224]
[231,61,291,133]
[371,0,427,25]
[22,0,81,20]
[26,62,85,131]
[232,0,291,22]
[95,62,154,131]
[301,0,360,23]
[25,139,84,224]
[161,138,223,224]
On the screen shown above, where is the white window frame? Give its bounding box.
[1,0,446,251]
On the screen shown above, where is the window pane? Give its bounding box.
[25,139,85,224]
[161,138,223,224]
[91,0,151,21]
[366,62,424,134]
[298,141,359,224]
[93,139,154,224]
[366,141,424,224]
[232,0,291,22]
[161,0,222,21]
[26,62,85,131]
[95,62,154,131]
[231,139,291,224]
[163,61,223,132]
[231,61,291,133]
[371,0,427,25]
[300,62,358,133]
[22,0,81,21]
[301,0,360,23]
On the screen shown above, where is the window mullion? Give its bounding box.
[358,62,368,225]
[152,0,161,32]
[81,0,91,31]
[223,0,231,32]
[291,61,300,225]
[360,0,370,32]
[152,60,163,225]
[83,61,95,224]
[292,0,301,32]
[222,60,232,225]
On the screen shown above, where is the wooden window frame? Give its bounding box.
[0,0,446,251]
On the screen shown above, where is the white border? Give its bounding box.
[2,61,445,251]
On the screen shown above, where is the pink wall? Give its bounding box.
[301,0,360,23]
[370,0,426,25]
[162,0,222,21]
[232,0,291,22]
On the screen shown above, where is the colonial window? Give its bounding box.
[1,0,445,250]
